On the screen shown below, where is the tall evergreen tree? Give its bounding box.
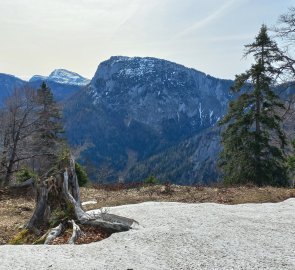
[35,82,64,172]
[219,25,288,186]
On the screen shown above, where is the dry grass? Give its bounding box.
[0,188,35,245]
[80,185,295,210]
[1,184,295,244]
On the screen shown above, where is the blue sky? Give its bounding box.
[0,0,294,80]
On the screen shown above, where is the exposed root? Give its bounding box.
[44,223,63,245]
[68,220,83,244]
[63,169,137,233]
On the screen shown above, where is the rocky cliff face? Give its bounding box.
[64,56,233,184]
[88,56,231,131]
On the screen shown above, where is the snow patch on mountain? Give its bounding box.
[118,58,155,78]
[48,69,90,86]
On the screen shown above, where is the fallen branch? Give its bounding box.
[82,200,97,206]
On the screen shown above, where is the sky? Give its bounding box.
[0,0,294,80]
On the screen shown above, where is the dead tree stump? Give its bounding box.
[25,156,136,244]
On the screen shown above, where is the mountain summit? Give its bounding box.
[30,69,90,86]
[64,56,234,184]
[88,56,232,130]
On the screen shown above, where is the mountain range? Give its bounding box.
[0,69,90,103]
[0,57,235,184]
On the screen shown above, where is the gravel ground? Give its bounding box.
[1,199,295,270]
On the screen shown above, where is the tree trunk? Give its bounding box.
[27,182,49,232]
[4,160,14,186]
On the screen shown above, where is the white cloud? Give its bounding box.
[177,0,238,38]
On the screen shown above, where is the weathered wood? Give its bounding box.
[63,169,135,232]
[68,158,81,206]
[84,218,131,232]
[44,223,63,245]
[62,169,92,222]
[99,212,138,227]
[68,220,82,244]
[81,200,97,206]
[26,182,49,232]
[26,155,137,243]
[10,178,34,189]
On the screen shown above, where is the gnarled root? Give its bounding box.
[44,223,63,244]
[63,169,137,233]
[68,220,83,244]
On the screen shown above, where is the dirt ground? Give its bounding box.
[1,184,295,245]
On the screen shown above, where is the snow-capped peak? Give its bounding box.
[48,69,90,86]
[29,69,90,86]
